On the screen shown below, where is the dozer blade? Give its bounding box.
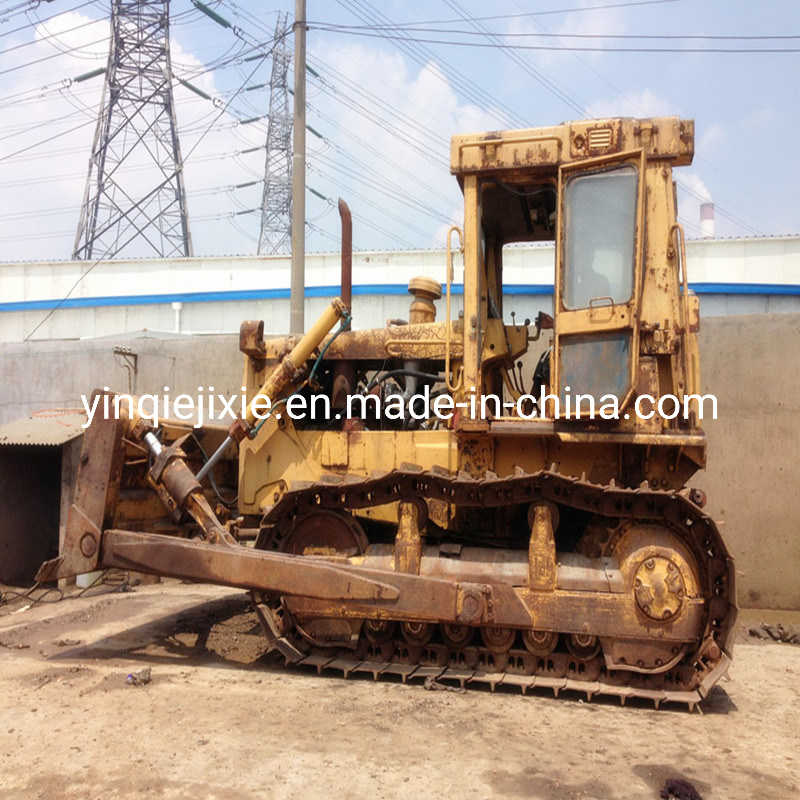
[36,408,127,583]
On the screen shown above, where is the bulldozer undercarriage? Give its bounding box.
[246,466,734,709]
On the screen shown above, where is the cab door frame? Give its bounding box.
[551,148,646,419]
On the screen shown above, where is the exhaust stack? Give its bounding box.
[700,202,715,239]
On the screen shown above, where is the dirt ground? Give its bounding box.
[0,580,798,800]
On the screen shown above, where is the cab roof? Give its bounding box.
[449,117,694,183]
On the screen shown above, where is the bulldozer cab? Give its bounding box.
[450,117,696,424]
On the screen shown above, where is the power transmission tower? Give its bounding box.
[257,11,293,256]
[73,0,192,260]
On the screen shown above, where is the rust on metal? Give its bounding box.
[393,500,424,575]
[527,503,557,591]
[338,198,352,328]
[239,319,266,358]
[36,404,126,583]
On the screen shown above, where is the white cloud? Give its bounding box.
[682,173,712,204]
[0,16,510,260]
[0,12,109,261]
[587,88,675,119]
[305,43,502,252]
[0,10,269,261]
[511,2,628,70]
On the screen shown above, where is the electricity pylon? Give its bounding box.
[73,0,192,260]
[257,11,292,255]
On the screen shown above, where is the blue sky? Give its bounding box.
[0,0,797,260]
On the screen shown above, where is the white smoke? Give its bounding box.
[682,173,712,205]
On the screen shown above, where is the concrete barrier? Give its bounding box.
[692,313,800,609]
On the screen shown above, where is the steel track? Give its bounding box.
[252,466,736,710]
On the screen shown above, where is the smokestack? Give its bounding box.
[700,202,715,239]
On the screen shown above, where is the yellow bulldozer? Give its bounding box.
[39,116,736,709]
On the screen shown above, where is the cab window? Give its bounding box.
[562,165,637,310]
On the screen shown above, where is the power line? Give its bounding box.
[0,4,278,255]
[0,33,112,79]
[308,26,800,54]
[317,0,680,27]
[312,150,454,226]
[310,181,414,249]
[0,0,37,17]
[23,25,277,340]
[0,12,106,60]
[442,0,589,117]
[1,2,468,253]
[309,160,446,240]
[308,62,448,170]
[5,0,788,261]
[334,0,524,128]
[0,6,280,251]
[0,115,97,162]
[308,25,800,43]
[0,144,254,188]
[676,179,764,236]
[497,0,790,238]
[310,107,457,207]
[0,0,100,42]
[693,155,797,234]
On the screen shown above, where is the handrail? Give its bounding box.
[669,222,691,396]
[445,225,464,393]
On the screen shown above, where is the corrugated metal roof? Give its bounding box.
[0,409,87,446]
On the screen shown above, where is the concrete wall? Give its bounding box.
[0,314,797,609]
[0,332,243,425]
[691,313,800,610]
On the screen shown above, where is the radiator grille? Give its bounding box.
[588,127,613,149]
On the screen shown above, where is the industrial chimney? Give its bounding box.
[700,202,715,239]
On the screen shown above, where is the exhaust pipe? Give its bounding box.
[338,198,352,330]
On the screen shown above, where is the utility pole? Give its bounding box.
[257,12,292,256]
[73,0,192,261]
[290,0,306,334]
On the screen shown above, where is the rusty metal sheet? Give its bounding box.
[36,410,126,582]
[0,410,87,447]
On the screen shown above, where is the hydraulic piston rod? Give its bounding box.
[196,297,346,483]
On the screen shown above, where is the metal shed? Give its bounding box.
[0,410,86,584]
